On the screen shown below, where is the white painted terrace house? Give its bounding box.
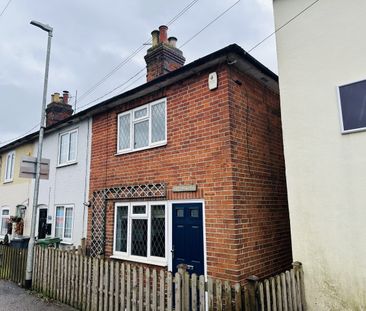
[9,91,92,247]
[273,0,366,309]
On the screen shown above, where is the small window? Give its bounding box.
[4,151,15,183]
[58,129,78,165]
[190,209,199,218]
[0,209,9,236]
[114,202,167,264]
[176,209,184,217]
[338,79,366,133]
[55,205,73,241]
[132,205,146,215]
[117,99,167,153]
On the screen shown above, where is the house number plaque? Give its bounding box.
[172,184,197,192]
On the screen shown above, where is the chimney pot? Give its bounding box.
[159,25,168,43]
[168,36,177,48]
[145,26,185,82]
[151,30,159,48]
[63,90,69,105]
[54,92,60,102]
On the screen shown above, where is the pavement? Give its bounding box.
[0,279,76,311]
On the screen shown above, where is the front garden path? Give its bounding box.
[0,279,76,311]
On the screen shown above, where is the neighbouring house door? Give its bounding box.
[38,209,48,239]
[172,203,204,276]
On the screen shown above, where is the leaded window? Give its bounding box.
[117,99,167,153]
[113,202,167,265]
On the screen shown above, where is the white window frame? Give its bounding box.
[117,98,167,154]
[3,151,15,183]
[54,204,74,242]
[113,201,168,266]
[57,129,78,166]
[0,208,10,236]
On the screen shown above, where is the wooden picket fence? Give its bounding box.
[32,246,306,311]
[257,262,306,311]
[0,245,27,286]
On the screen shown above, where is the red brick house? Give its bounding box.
[87,26,292,283]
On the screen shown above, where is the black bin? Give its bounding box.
[10,237,30,249]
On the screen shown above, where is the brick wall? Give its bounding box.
[227,66,292,281]
[88,63,292,283]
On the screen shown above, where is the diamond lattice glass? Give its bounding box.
[151,102,166,143]
[119,114,131,150]
[134,120,149,149]
[131,219,147,257]
[150,205,165,258]
[116,206,128,252]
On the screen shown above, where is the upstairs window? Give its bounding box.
[4,151,15,183]
[338,79,366,133]
[117,98,167,153]
[58,129,78,166]
[1,209,9,236]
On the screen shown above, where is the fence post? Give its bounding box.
[246,275,259,311]
[177,264,188,311]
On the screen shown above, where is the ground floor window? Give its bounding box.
[1,208,9,236]
[55,205,73,241]
[113,202,167,265]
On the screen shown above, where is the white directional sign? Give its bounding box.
[19,156,50,180]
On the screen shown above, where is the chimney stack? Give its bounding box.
[45,90,74,127]
[144,25,185,82]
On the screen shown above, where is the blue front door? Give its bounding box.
[172,203,204,276]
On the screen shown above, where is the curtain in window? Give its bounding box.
[1,210,9,235]
[5,152,15,181]
[64,208,73,239]
[55,207,64,238]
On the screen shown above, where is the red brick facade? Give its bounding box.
[88,62,292,283]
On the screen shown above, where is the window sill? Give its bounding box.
[3,180,13,184]
[110,255,168,267]
[116,142,167,156]
[60,241,73,245]
[56,161,78,169]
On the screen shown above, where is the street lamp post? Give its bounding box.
[25,20,53,289]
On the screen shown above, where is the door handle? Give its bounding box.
[171,246,175,259]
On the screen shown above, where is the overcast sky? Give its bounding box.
[0,0,276,145]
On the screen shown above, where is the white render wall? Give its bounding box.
[24,118,92,246]
[273,0,366,309]
[0,182,32,236]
